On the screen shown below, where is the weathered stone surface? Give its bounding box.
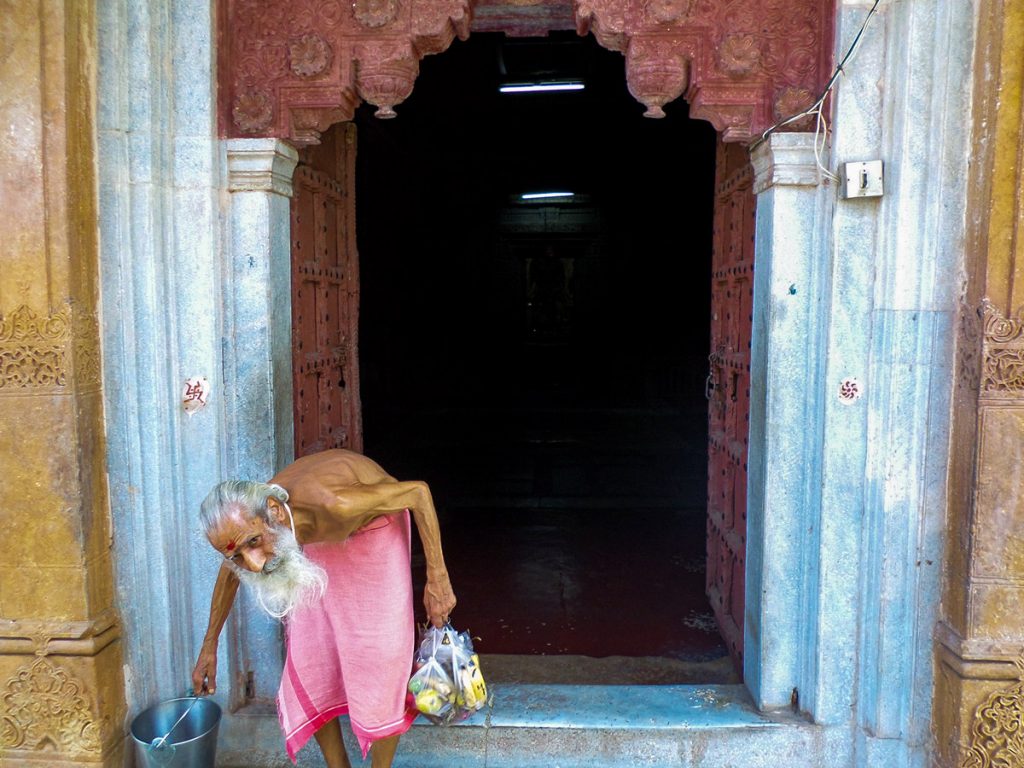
[934,0,1024,765]
[0,0,125,765]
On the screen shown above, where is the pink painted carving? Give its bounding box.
[289,33,333,77]
[577,0,834,139]
[220,0,833,143]
[644,0,695,26]
[719,34,760,76]
[354,41,419,119]
[626,37,691,119]
[232,89,274,133]
[354,0,401,28]
[219,0,471,142]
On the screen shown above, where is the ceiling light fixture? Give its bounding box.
[499,82,586,94]
[520,192,575,200]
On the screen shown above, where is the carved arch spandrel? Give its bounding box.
[576,0,834,140]
[220,0,834,144]
[219,0,471,143]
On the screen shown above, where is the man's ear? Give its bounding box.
[266,497,288,526]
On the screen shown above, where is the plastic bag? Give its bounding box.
[409,623,488,724]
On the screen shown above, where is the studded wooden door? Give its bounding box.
[291,122,363,457]
[706,138,754,673]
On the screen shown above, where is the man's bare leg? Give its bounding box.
[370,734,400,768]
[313,718,352,768]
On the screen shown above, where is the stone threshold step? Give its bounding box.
[219,684,820,768]
[393,684,806,767]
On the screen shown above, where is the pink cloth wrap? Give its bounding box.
[277,510,418,761]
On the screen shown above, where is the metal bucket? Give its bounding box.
[130,697,221,768]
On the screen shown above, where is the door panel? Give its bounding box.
[706,138,754,673]
[291,122,363,457]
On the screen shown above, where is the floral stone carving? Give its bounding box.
[962,656,1024,768]
[0,658,102,755]
[980,300,1024,397]
[354,0,401,28]
[290,33,333,77]
[232,89,274,133]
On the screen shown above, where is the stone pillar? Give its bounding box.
[935,0,1024,765]
[0,1,125,766]
[747,132,833,711]
[220,138,298,701]
[225,138,298,482]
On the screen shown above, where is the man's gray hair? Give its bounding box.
[200,480,290,536]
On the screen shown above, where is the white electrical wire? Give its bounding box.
[750,0,883,180]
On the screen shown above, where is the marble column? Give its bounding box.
[97,0,299,727]
[747,132,834,712]
[224,138,299,484]
[0,1,126,765]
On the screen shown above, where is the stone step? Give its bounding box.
[217,683,821,768]
[391,684,791,768]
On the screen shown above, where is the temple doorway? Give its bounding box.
[354,32,734,682]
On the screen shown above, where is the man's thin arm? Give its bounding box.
[191,561,240,695]
[202,561,241,643]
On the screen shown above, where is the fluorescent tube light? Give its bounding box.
[520,192,574,200]
[499,82,586,94]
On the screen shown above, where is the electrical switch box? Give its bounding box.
[843,160,884,198]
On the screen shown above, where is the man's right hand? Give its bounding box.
[191,643,218,696]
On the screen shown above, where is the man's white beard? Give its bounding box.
[231,525,327,619]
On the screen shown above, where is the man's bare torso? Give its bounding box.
[269,449,402,544]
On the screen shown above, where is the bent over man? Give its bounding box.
[191,449,457,768]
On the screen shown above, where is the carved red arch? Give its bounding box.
[218,0,834,143]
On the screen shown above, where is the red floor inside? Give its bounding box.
[418,506,724,660]
[388,407,728,662]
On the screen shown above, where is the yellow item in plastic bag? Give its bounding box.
[415,688,449,716]
[456,654,487,710]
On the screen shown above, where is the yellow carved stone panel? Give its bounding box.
[0,304,101,393]
[0,657,102,756]
[973,408,1024,579]
[961,658,1024,768]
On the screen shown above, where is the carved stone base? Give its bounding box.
[935,626,1024,768]
[0,640,125,767]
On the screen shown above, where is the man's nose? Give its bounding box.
[241,549,266,572]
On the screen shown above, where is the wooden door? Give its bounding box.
[291,122,363,457]
[706,138,754,672]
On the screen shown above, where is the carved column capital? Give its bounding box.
[750,132,822,195]
[226,139,300,196]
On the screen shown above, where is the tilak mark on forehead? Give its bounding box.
[226,541,235,551]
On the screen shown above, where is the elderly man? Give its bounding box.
[191,449,457,768]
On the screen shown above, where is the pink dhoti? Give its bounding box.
[277,510,418,761]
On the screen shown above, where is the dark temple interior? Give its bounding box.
[355,32,732,681]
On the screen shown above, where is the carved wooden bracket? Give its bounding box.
[220,0,834,144]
